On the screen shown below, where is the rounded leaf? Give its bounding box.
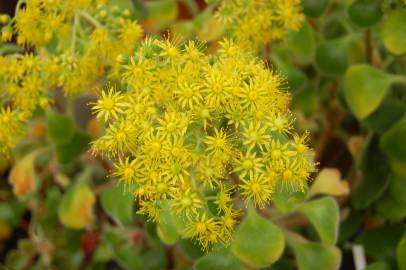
[348,0,383,27]
[315,38,348,76]
[297,197,339,245]
[389,175,406,204]
[287,234,341,270]
[101,185,134,226]
[380,115,406,175]
[58,182,95,229]
[47,111,75,145]
[231,206,285,267]
[8,152,37,196]
[286,21,316,64]
[344,65,391,119]
[302,0,330,17]
[383,9,406,55]
[397,234,406,270]
[194,247,244,270]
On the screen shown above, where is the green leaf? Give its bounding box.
[58,181,95,229]
[380,115,406,177]
[356,223,404,259]
[315,38,348,76]
[56,130,91,164]
[273,57,306,90]
[101,185,134,226]
[179,238,204,260]
[389,175,406,204]
[47,111,75,145]
[286,21,316,64]
[383,9,406,55]
[156,202,179,245]
[375,192,406,221]
[339,210,362,242]
[344,65,392,119]
[364,262,391,270]
[231,205,285,267]
[397,234,406,270]
[363,97,406,134]
[286,233,341,270]
[292,87,319,117]
[272,184,306,214]
[296,197,339,245]
[348,0,383,27]
[194,247,244,270]
[351,136,390,209]
[103,226,143,269]
[301,0,330,17]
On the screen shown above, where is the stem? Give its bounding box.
[71,11,79,54]
[77,10,103,28]
[14,0,26,16]
[66,97,75,119]
[364,29,372,64]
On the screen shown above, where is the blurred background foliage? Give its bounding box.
[1,0,406,269]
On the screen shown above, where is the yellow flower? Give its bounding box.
[91,86,127,122]
[171,188,204,219]
[113,157,142,187]
[174,82,203,110]
[202,69,233,108]
[233,151,264,179]
[205,128,234,159]
[161,157,191,184]
[183,213,221,250]
[242,122,271,151]
[240,172,273,208]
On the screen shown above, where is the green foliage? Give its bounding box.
[297,197,339,245]
[383,9,406,55]
[344,65,392,119]
[100,184,134,226]
[231,205,285,267]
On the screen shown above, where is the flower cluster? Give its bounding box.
[213,0,304,49]
[0,0,142,155]
[91,37,315,250]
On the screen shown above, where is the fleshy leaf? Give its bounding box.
[356,223,404,259]
[286,233,341,270]
[156,202,179,245]
[47,111,75,145]
[380,115,406,177]
[307,168,349,198]
[58,182,95,229]
[296,197,339,245]
[348,0,383,27]
[397,234,406,270]
[8,151,38,196]
[56,130,91,164]
[301,0,330,17]
[351,136,390,209]
[194,247,244,270]
[375,193,406,222]
[344,65,392,119]
[101,185,134,226]
[316,38,348,76]
[231,205,285,267]
[383,9,406,55]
